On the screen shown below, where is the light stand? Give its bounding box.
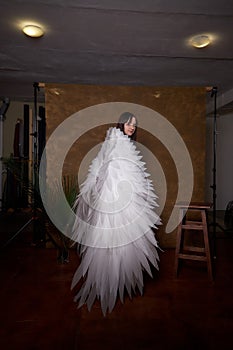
[31,82,41,244]
[1,84,64,259]
[0,98,10,211]
[1,83,42,250]
[209,86,223,258]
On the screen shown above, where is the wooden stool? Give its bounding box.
[174,202,213,281]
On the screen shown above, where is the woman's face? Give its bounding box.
[124,117,137,136]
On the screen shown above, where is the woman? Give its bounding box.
[71,112,161,315]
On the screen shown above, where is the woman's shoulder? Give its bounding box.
[105,127,127,140]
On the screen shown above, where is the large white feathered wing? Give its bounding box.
[71,127,161,315]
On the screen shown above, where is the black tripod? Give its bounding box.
[1,82,43,250]
[209,86,224,258]
[1,83,67,261]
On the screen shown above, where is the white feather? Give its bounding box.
[71,127,161,315]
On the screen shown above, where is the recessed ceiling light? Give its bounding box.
[22,25,44,38]
[191,35,211,48]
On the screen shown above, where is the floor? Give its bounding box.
[0,210,233,350]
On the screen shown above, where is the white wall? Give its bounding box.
[206,112,233,210]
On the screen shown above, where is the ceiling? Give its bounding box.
[0,0,233,108]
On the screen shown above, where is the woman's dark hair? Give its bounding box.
[116,112,137,140]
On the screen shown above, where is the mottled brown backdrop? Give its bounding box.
[44,84,206,247]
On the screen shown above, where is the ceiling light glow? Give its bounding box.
[191,35,210,48]
[22,25,44,38]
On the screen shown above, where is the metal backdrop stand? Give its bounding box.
[209,86,224,258]
[0,98,10,212]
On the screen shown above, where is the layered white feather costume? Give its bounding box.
[71,127,161,315]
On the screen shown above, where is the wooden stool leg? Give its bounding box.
[174,203,214,281]
[202,210,213,281]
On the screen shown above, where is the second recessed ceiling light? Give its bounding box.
[191,35,211,48]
